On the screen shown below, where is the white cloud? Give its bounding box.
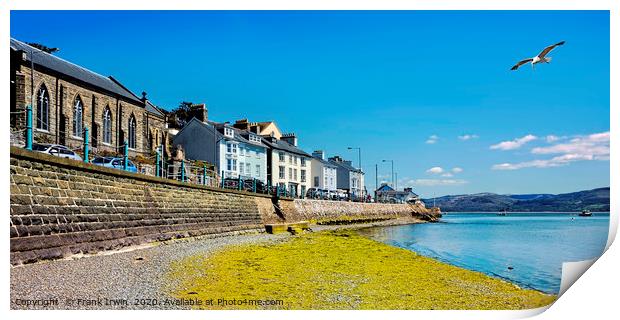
[441,172,454,177]
[492,131,609,170]
[490,134,537,151]
[426,166,444,174]
[451,167,463,173]
[426,135,439,144]
[545,135,560,143]
[458,134,479,141]
[407,179,468,186]
[532,132,609,159]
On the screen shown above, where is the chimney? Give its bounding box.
[190,103,208,123]
[141,91,148,103]
[312,150,325,160]
[234,119,250,130]
[328,155,343,163]
[281,133,298,146]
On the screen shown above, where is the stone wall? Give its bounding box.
[13,63,164,157]
[10,147,273,265]
[9,147,431,265]
[288,199,430,223]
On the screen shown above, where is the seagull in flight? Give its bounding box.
[510,41,566,71]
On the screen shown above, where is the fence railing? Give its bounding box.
[11,105,374,201]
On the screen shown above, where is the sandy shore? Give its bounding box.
[10,217,553,310]
[10,218,421,310]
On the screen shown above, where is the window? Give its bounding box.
[36,84,49,131]
[246,163,251,175]
[279,166,285,179]
[128,115,137,149]
[102,106,112,144]
[279,152,285,162]
[289,155,293,164]
[289,168,292,180]
[324,176,328,187]
[294,169,298,181]
[227,158,237,171]
[249,133,260,143]
[300,157,306,167]
[224,127,234,137]
[240,162,245,174]
[227,142,238,154]
[314,176,319,187]
[301,169,306,182]
[255,164,260,177]
[294,156,298,165]
[72,97,83,137]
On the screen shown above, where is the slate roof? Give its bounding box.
[377,184,395,192]
[10,38,143,105]
[145,100,166,117]
[205,119,267,148]
[312,156,338,168]
[329,158,363,173]
[261,137,311,157]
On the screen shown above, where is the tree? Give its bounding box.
[167,101,194,129]
[26,42,59,54]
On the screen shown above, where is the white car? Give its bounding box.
[32,143,82,161]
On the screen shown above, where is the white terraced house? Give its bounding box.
[230,119,312,198]
[311,150,338,192]
[172,118,268,183]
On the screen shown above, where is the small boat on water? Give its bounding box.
[579,209,593,217]
[496,209,508,216]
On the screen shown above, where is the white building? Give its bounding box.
[311,150,338,192]
[173,118,268,182]
[329,155,366,201]
[261,133,312,198]
[217,124,268,182]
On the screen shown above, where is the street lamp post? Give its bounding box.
[382,159,394,188]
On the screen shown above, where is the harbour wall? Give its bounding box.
[9,147,429,265]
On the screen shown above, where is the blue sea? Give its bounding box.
[360,213,610,294]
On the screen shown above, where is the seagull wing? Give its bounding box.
[537,41,566,58]
[510,58,534,70]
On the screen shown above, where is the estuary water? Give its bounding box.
[360,213,610,294]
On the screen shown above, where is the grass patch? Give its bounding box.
[168,230,555,309]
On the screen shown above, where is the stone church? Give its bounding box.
[9,38,168,158]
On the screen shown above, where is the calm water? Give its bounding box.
[360,213,610,294]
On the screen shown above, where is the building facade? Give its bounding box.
[329,155,366,201]
[376,184,422,204]
[310,150,338,192]
[232,119,312,198]
[172,118,268,182]
[10,38,166,157]
[261,134,311,198]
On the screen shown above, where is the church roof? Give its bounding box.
[11,38,143,105]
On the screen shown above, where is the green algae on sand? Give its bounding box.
[168,230,555,310]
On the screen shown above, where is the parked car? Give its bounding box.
[32,143,82,161]
[92,157,138,173]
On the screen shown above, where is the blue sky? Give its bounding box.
[10,11,610,198]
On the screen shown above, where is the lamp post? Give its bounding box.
[382,159,394,188]
[395,172,398,190]
[375,163,378,202]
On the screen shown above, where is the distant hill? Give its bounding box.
[423,187,610,212]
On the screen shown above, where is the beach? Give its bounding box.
[10,219,555,310]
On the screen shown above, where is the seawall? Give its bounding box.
[9,147,431,265]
